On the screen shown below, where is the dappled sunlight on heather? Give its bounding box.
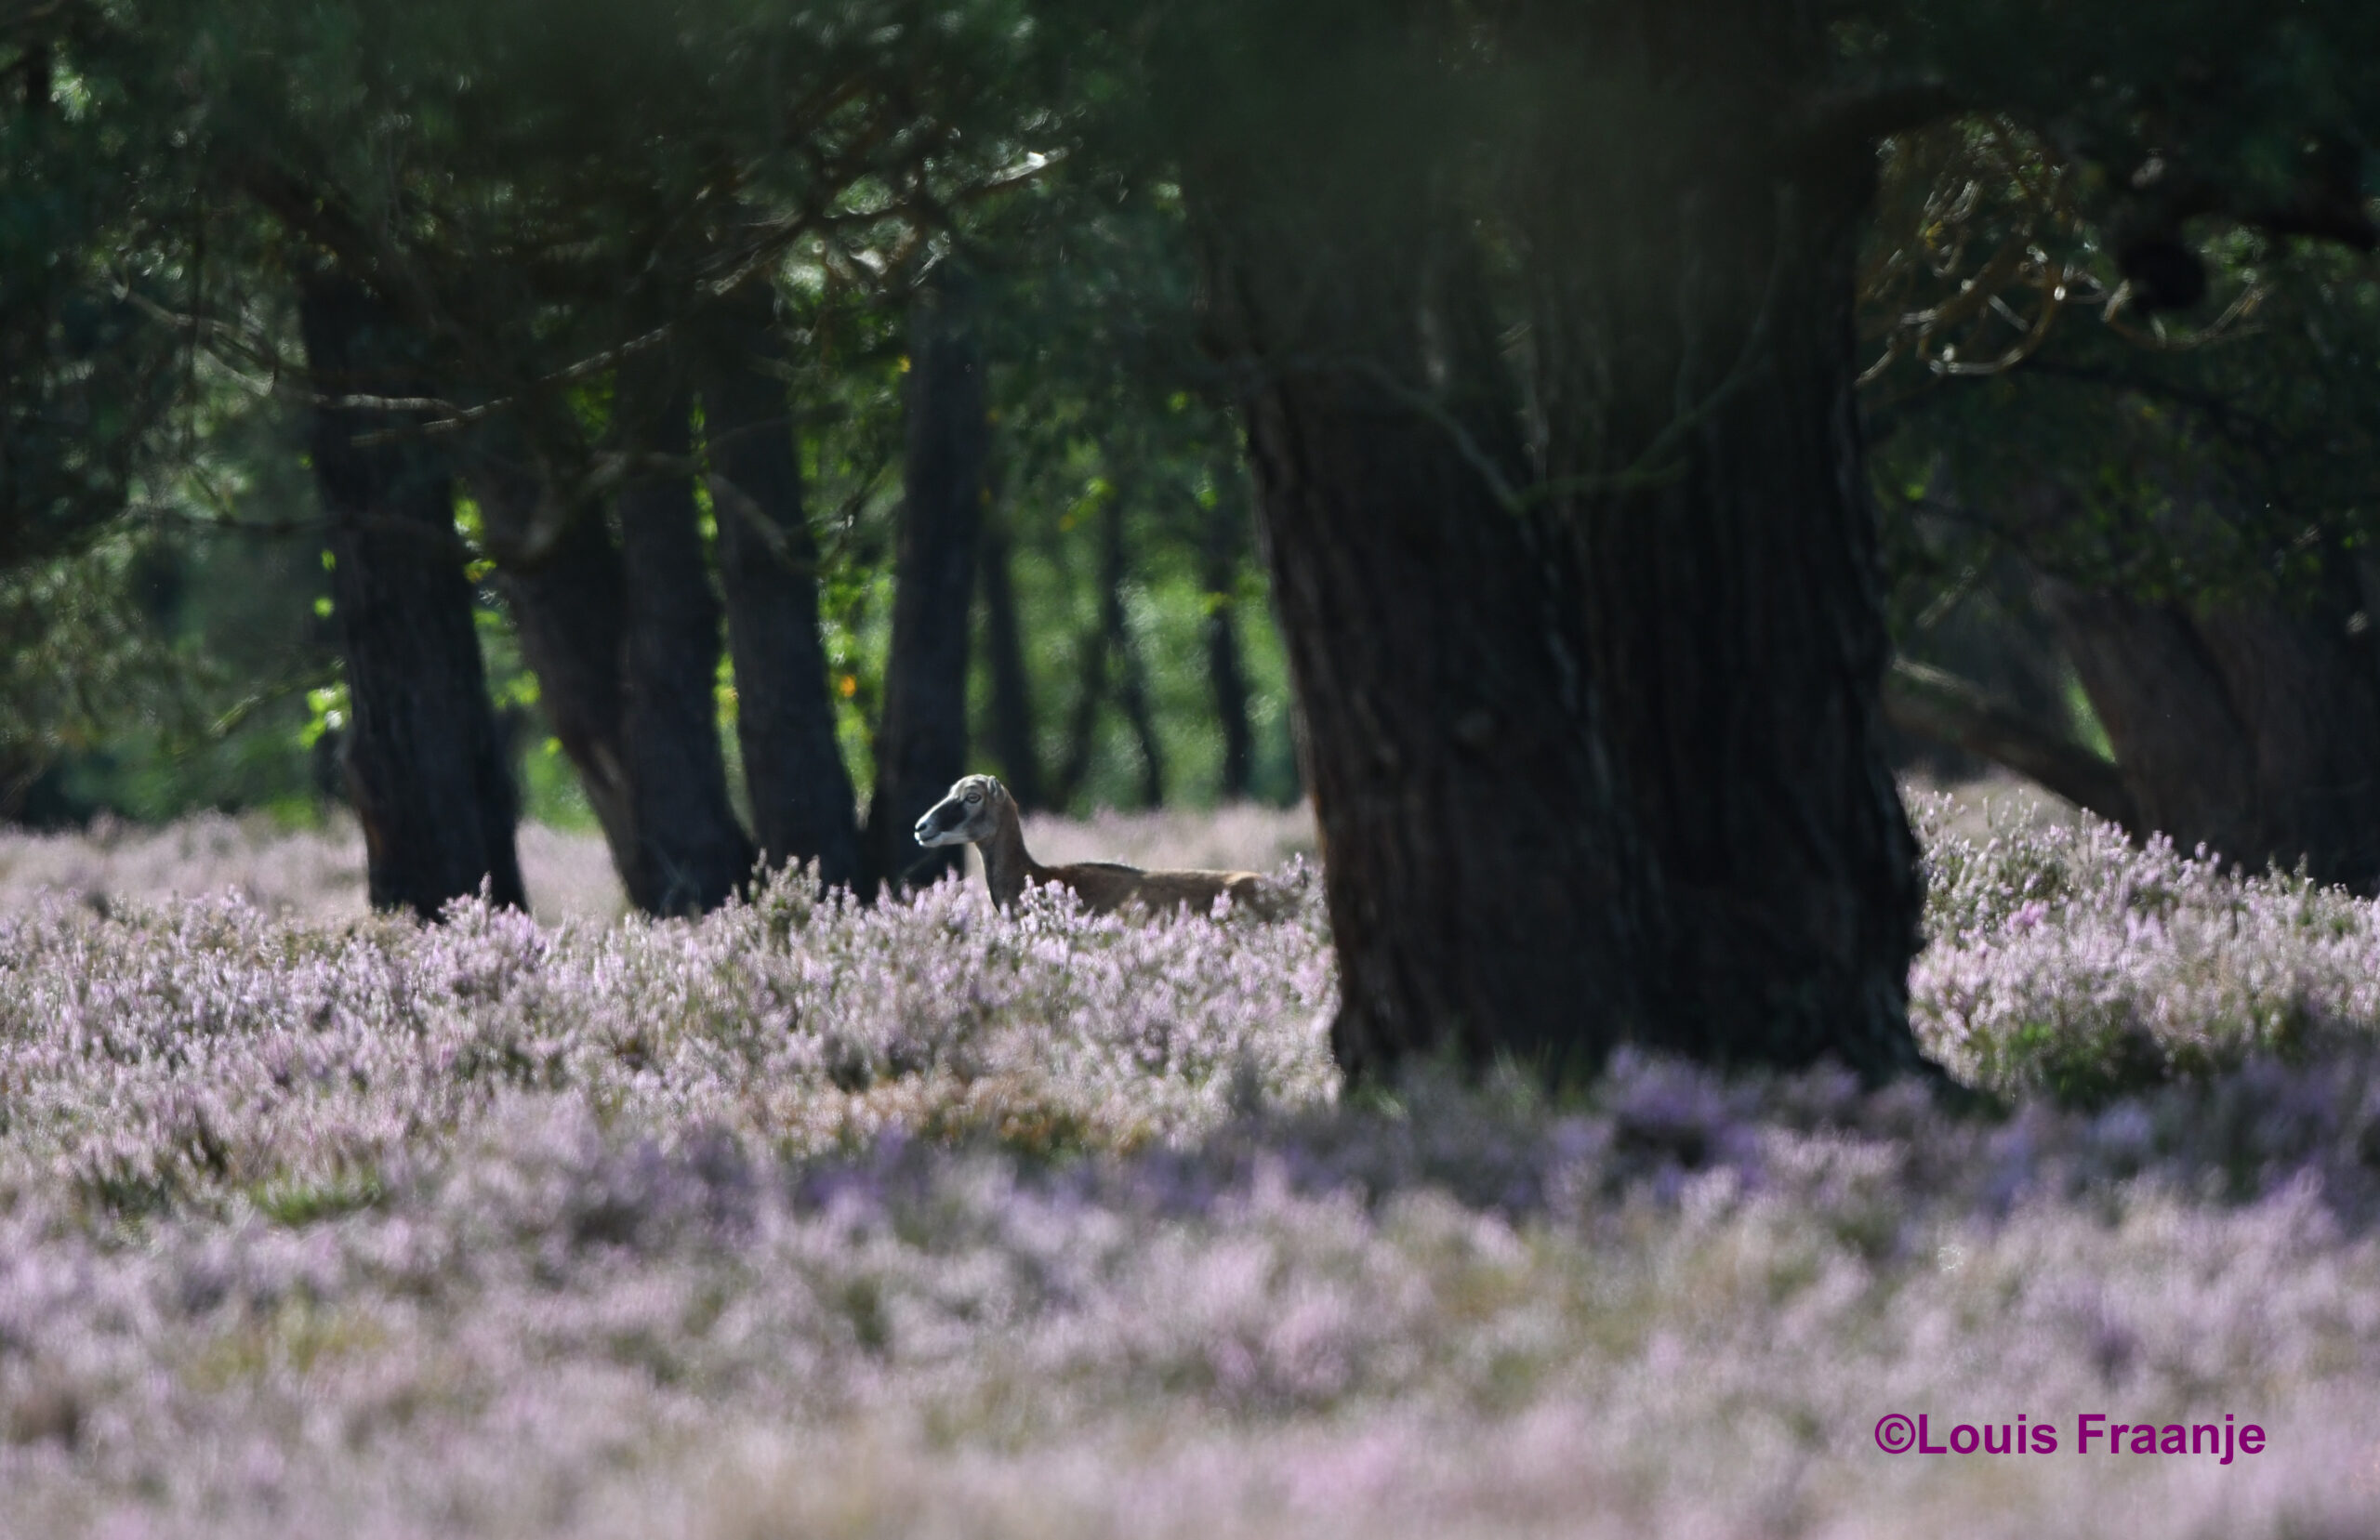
[3,800,2380,1534]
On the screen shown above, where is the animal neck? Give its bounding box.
[978,796,1045,909]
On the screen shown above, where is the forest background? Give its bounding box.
[12,0,2380,1055]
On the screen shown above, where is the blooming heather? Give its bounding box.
[0,796,2376,1536]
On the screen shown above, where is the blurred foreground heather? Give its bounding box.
[4,790,2380,1536]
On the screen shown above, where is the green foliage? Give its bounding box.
[0,24,193,567]
[17,0,2380,834]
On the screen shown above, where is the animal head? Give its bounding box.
[914,773,1009,849]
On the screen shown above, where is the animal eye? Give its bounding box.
[965,793,981,804]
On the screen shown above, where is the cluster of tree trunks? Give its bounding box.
[478,311,888,916]
[297,255,1023,922]
[699,295,863,891]
[469,381,754,919]
[978,469,1258,815]
[306,268,880,921]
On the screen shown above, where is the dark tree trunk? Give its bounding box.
[1198,195,1657,1080]
[1184,4,1932,1083]
[1102,493,1167,808]
[698,297,862,889]
[1514,13,1927,1077]
[295,270,526,919]
[470,392,754,917]
[469,452,639,875]
[977,503,1046,810]
[2046,574,2380,889]
[1198,483,1256,802]
[611,360,755,915]
[2042,583,2259,859]
[866,263,990,894]
[2197,591,2380,890]
[1050,553,1114,811]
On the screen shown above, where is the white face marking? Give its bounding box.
[914,776,1002,848]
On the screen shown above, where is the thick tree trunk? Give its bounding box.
[698,300,862,889]
[977,504,1046,810]
[611,361,755,915]
[295,270,526,919]
[2046,575,2380,889]
[1186,4,1932,1083]
[1515,33,1926,1078]
[1199,485,1256,803]
[2042,583,2259,860]
[1199,196,1657,1080]
[866,263,990,894]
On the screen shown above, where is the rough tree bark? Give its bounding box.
[1521,30,1927,1076]
[296,270,526,918]
[977,502,1047,810]
[611,359,755,914]
[866,262,990,894]
[1197,192,1657,1078]
[698,295,862,889]
[1183,2,1934,1082]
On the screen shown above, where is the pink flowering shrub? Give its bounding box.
[1908,791,2380,1101]
[0,799,2377,1536]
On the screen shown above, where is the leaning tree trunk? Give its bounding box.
[296,270,526,918]
[1181,1,1933,1084]
[471,400,752,917]
[697,296,862,891]
[611,361,755,915]
[866,263,990,895]
[471,448,639,868]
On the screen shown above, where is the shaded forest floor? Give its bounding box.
[4,781,2378,1536]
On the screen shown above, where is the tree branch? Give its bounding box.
[1884,657,2137,829]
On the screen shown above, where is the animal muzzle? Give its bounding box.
[914,803,960,846]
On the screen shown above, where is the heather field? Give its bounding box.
[4,794,2380,1537]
